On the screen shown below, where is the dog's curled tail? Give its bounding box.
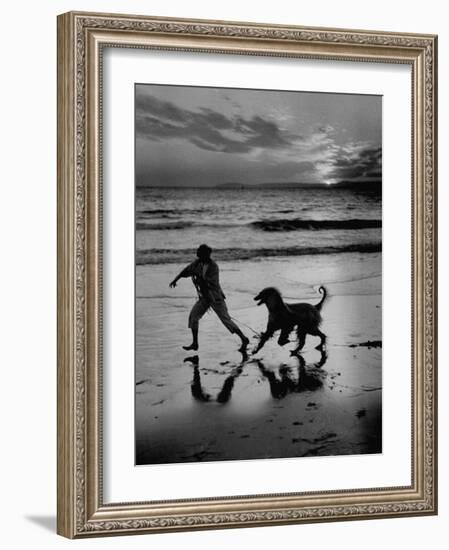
[315,286,327,311]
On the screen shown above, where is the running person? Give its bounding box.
[169,244,249,351]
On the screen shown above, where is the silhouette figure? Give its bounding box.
[170,244,249,351]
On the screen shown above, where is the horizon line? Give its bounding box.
[136,181,382,189]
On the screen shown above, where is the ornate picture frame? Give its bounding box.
[57,11,437,538]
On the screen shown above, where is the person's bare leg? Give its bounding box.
[184,299,208,351]
[211,301,249,351]
[183,327,199,351]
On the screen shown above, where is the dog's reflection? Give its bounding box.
[184,349,327,404]
[255,350,328,399]
[184,350,248,404]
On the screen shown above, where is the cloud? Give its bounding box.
[326,145,382,182]
[289,125,382,183]
[136,94,303,154]
[135,92,381,185]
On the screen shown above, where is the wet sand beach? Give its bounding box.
[135,252,382,465]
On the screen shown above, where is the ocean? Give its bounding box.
[135,186,381,266]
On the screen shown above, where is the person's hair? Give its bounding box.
[196,244,212,259]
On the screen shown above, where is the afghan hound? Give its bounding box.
[253,286,327,354]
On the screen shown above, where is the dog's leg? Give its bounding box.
[315,349,328,368]
[294,330,306,353]
[277,326,292,346]
[314,329,326,351]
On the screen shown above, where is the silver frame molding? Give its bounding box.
[57,11,438,538]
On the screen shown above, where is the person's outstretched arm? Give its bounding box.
[169,261,196,288]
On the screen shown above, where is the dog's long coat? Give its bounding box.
[253,286,327,353]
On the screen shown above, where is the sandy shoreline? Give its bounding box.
[135,252,382,465]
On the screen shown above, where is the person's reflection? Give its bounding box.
[255,349,328,399]
[184,350,248,404]
[183,355,210,402]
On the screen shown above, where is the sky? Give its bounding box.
[135,83,382,187]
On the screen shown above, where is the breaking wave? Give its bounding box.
[136,242,382,265]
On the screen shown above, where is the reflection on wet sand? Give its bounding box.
[185,350,248,404]
[136,344,382,464]
[184,349,327,404]
[255,350,327,399]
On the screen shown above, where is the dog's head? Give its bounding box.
[254,287,283,309]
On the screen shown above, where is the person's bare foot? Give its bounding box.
[183,343,198,351]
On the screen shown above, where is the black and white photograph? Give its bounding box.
[135,83,382,466]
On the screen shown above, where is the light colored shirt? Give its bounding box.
[181,258,226,303]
